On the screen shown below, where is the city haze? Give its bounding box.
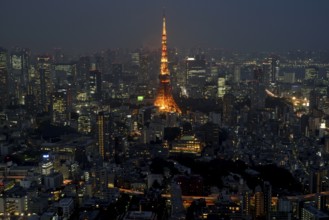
[1,0,329,54]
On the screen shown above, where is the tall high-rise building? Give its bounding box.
[154,13,181,114]
[271,57,280,83]
[89,70,102,101]
[97,112,110,160]
[10,48,30,104]
[223,93,236,126]
[36,56,53,112]
[52,90,68,125]
[217,77,226,98]
[139,53,150,83]
[78,115,91,134]
[255,185,265,218]
[309,90,320,110]
[185,56,207,98]
[95,55,105,73]
[112,63,123,85]
[77,56,91,88]
[263,181,272,219]
[54,63,77,87]
[242,191,251,217]
[0,48,9,109]
[233,65,241,83]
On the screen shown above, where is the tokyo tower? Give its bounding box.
[154,13,181,114]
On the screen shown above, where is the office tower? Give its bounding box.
[310,171,324,194]
[54,63,77,87]
[41,156,54,175]
[185,56,207,98]
[10,48,30,104]
[217,77,226,98]
[255,185,265,218]
[309,90,320,110]
[233,65,241,83]
[77,56,91,88]
[223,93,236,126]
[200,122,220,149]
[154,14,181,114]
[78,115,91,134]
[0,48,9,109]
[112,63,123,85]
[95,54,105,73]
[170,135,202,156]
[24,93,37,115]
[139,53,149,83]
[97,112,110,160]
[271,57,280,83]
[251,82,266,109]
[263,181,272,219]
[89,70,102,101]
[52,90,68,125]
[315,194,327,211]
[131,52,140,67]
[242,191,251,217]
[36,56,53,112]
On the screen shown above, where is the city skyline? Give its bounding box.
[1,1,329,55]
[3,2,329,218]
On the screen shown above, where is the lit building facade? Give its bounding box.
[36,56,53,112]
[89,70,102,101]
[0,48,9,109]
[217,77,226,98]
[186,56,207,98]
[97,112,110,160]
[255,185,264,218]
[0,190,28,216]
[170,135,202,156]
[52,90,68,125]
[78,114,91,134]
[10,48,30,104]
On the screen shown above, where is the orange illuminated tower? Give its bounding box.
[154,14,181,114]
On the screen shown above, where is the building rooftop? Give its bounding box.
[123,211,156,220]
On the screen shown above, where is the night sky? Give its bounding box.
[1,1,329,55]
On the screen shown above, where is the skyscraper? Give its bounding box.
[97,112,110,160]
[263,181,272,219]
[154,13,181,114]
[36,56,52,112]
[185,56,207,98]
[255,185,265,218]
[0,48,9,109]
[89,70,102,101]
[223,93,236,126]
[52,90,68,125]
[10,48,30,105]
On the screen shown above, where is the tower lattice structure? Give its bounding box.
[154,14,181,114]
